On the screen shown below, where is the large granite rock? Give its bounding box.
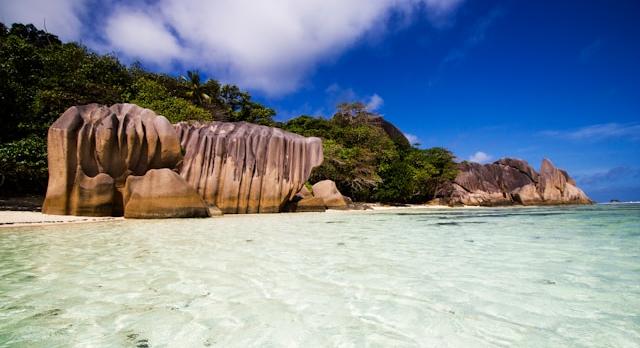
[367,115,410,147]
[43,103,183,216]
[123,169,209,218]
[175,122,323,214]
[312,180,348,208]
[442,158,591,206]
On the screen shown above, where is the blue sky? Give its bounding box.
[1,0,639,201]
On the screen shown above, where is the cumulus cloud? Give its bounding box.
[0,0,464,95]
[0,0,87,40]
[540,123,640,141]
[366,94,384,111]
[469,151,492,163]
[104,8,183,66]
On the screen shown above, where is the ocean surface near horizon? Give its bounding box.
[1,204,639,347]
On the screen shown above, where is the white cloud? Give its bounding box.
[404,133,420,145]
[0,0,464,95]
[0,0,87,40]
[324,84,385,114]
[104,8,183,66]
[469,151,492,163]
[541,123,640,141]
[366,94,384,111]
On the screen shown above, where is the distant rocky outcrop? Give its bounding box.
[441,158,592,206]
[367,115,410,147]
[175,122,324,214]
[42,103,209,217]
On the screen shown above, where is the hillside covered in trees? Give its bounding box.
[0,22,457,204]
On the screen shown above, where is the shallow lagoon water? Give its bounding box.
[1,204,639,347]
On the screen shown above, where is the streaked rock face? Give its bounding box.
[175,122,324,214]
[443,158,592,206]
[43,103,185,216]
[43,104,324,217]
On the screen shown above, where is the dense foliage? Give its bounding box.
[280,103,458,203]
[0,23,274,195]
[0,22,457,203]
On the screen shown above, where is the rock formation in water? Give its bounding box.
[175,122,324,214]
[42,103,208,217]
[441,158,592,206]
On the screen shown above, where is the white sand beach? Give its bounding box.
[0,211,121,227]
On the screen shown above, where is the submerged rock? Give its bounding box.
[175,122,323,214]
[442,158,591,206]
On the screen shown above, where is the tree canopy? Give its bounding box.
[0,22,458,203]
[280,103,458,203]
[0,22,275,194]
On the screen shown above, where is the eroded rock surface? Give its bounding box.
[442,158,591,206]
[312,180,348,209]
[175,122,324,214]
[123,169,209,218]
[43,103,187,216]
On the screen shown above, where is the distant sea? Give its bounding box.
[1,204,639,347]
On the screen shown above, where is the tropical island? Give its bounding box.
[0,23,590,218]
[1,2,639,346]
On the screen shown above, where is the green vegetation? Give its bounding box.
[0,22,457,203]
[280,103,458,203]
[0,22,274,195]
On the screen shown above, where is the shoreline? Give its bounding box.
[0,203,613,228]
[0,211,122,228]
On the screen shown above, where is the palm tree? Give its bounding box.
[181,70,211,106]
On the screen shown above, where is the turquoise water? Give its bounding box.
[0,204,639,347]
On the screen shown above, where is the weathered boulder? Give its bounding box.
[538,159,591,204]
[43,103,182,216]
[123,169,209,218]
[511,183,543,205]
[175,122,323,214]
[442,158,591,206]
[290,197,327,212]
[312,180,348,208]
[295,186,313,200]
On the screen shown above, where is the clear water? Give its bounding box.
[1,205,639,347]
